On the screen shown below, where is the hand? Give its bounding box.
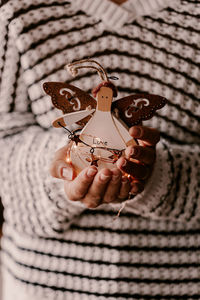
[50,146,131,208]
[50,125,159,208]
[116,125,160,194]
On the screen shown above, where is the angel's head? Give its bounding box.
[92,81,117,112]
[92,81,118,98]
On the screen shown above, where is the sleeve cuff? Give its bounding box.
[43,175,86,231]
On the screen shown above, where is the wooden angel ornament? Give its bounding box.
[43,59,166,176]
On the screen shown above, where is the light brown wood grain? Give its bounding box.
[96,87,113,112]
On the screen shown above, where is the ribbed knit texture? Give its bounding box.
[0,0,200,299]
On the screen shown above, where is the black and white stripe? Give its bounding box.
[0,0,200,299]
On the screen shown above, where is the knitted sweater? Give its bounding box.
[0,0,200,299]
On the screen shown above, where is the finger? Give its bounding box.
[130,180,145,195]
[50,145,75,180]
[82,168,112,208]
[125,145,156,165]
[102,168,122,204]
[117,176,131,202]
[64,166,98,200]
[116,157,150,180]
[50,159,75,180]
[129,126,160,146]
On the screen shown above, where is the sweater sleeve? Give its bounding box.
[115,139,200,224]
[0,0,86,238]
[0,126,86,238]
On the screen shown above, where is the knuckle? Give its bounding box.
[104,194,116,203]
[119,192,129,200]
[84,199,100,209]
[88,202,99,209]
[88,186,103,198]
[73,189,85,200]
[119,189,130,200]
[120,185,130,198]
[64,183,80,200]
[79,176,92,185]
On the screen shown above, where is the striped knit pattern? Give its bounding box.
[0,0,200,299]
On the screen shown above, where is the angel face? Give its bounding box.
[96,86,113,112]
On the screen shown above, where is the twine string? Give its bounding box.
[66,59,109,81]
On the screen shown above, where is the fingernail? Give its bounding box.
[132,126,142,138]
[130,147,139,157]
[87,167,97,178]
[62,167,73,180]
[100,173,111,182]
[121,158,127,167]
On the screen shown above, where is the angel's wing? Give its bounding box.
[111,94,167,127]
[43,82,96,126]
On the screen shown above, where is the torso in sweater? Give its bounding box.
[0,0,200,299]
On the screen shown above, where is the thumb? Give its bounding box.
[50,145,75,180]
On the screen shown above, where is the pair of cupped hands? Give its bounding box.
[50,126,160,208]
